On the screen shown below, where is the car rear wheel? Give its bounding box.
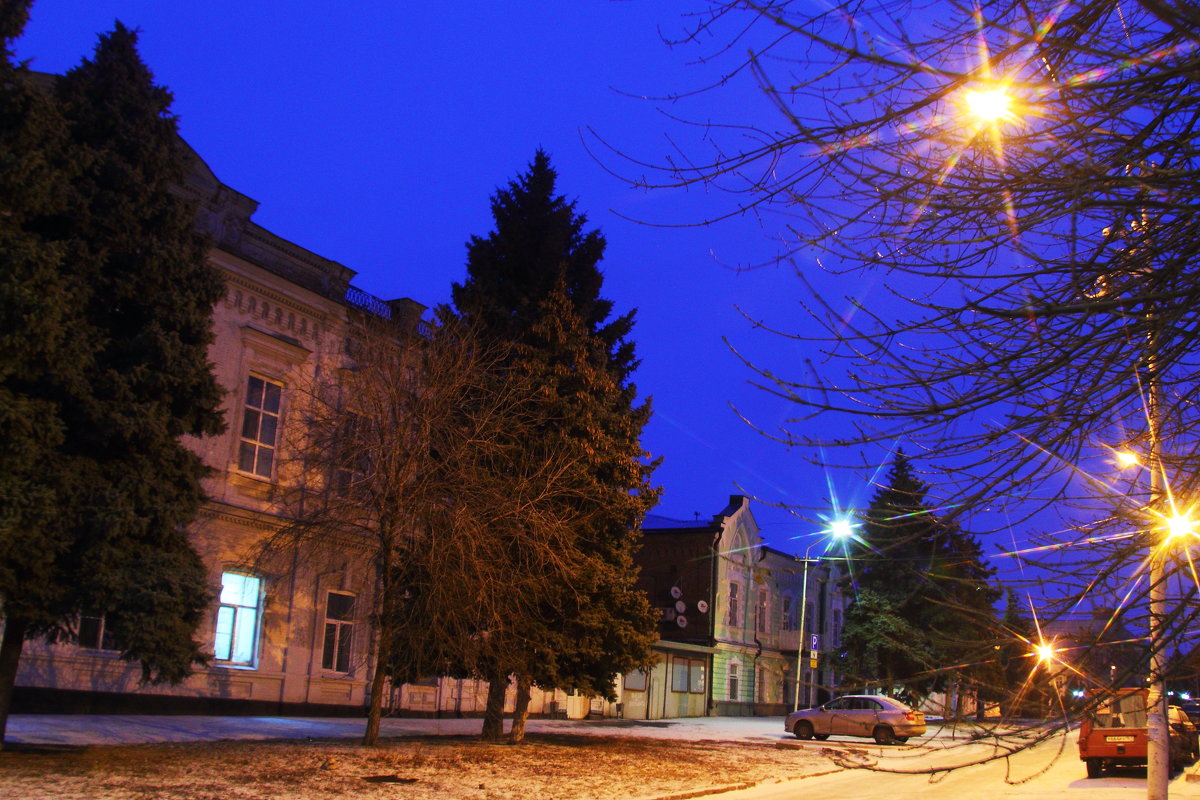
[793,720,814,740]
[895,736,909,743]
[1085,758,1102,779]
[873,725,896,745]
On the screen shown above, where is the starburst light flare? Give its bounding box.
[963,86,1014,124]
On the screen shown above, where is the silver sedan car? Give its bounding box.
[785,694,926,745]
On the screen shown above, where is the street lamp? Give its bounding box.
[793,518,853,711]
[962,85,1015,124]
[1164,509,1196,542]
[1117,438,1182,800]
[1114,449,1141,470]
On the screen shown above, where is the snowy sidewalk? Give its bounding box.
[4,713,795,747]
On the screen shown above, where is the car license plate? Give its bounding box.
[1105,735,1135,743]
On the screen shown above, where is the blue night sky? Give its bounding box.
[16,1,898,553]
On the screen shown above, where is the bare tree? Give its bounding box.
[598,0,1200,780]
[263,309,586,745]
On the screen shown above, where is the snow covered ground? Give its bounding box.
[6,715,1200,799]
[6,711,788,747]
[2,714,828,800]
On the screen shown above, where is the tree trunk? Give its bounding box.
[0,616,29,750]
[363,624,391,746]
[508,673,532,744]
[481,671,508,741]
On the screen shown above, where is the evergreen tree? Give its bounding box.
[53,18,224,681]
[0,0,79,744]
[0,18,223,745]
[839,589,932,689]
[841,452,1001,701]
[452,151,660,740]
[504,283,660,738]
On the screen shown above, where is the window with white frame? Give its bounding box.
[238,375,282,478]
[670,657,707,694]
[214,571,262,666]
[782,595,794,631]
[321,591,355,673]
[728,661,740,700]
[671,657,690,692]
[727,581,740,627]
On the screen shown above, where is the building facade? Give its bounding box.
[13,147,388,714]
[625,496,848,719]
[9,143,618,721]
[11,145,844,723]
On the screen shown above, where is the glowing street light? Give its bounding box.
[793,517,854,710]
[1115,449,1141,469]
[962,86,1015,124]
[1034,642,1055,663]
[828,517,854,540]
[1165,510,1196,541]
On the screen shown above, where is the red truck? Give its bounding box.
[1077,688,1199,778]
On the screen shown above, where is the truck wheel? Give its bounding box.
[1085,758,1102,779]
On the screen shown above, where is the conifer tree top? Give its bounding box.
[453,149,614,340]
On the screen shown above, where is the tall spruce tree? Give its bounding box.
[0,18,223,745]
[0,0,79,743]
[452,151,660,740]
[52,19,224,682]
[841,452,1000,702]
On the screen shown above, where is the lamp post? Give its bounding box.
[956,71,1180,800]
[1115,439,1197,800]
[793,519,853,711]
[1145,437,1169,800]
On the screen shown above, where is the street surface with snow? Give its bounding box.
[6,713,1200,799]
